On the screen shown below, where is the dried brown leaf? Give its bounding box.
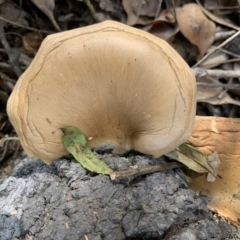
[166,148,208,174]
[0,1,28,28]
[230,63,240,96]
[197,76,240,106]
[196,0,240,31]
[204,0,239,10]
[143,9,179,40]
[98,0,115,12]
[207,151,220,182]
[166,143,215,177]
[176,3,216,57]
[122,0,159,25]
[31,0,61,31]
[23,32,43,56]
[200,50,229,68]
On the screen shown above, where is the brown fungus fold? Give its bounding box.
[187,116,240,227]
[7,21,196,164]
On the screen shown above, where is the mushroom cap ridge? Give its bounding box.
[7,20,196,164]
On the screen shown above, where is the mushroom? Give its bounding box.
[7,20,196,164]
[187,116,240,227]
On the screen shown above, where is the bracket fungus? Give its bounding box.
[7,21,196,164]
[187,116,240,227]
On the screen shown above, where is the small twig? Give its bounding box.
[197,82,240,89]
[0,73,15,91]
[218,48,240,58]
[0,16,53,34]
[225,58,240,63]
[193,67,240,78]
[11,142,21,159]
[0,136,20,148]
[0,27,22,77]
[155,0,163,19]
[110,162,183,181]
[193,30,240,68]
[5,32,23,39]
[83,0,99,22]
[215,30,236,41]
[15,0,23,24]
[218,78,232,98]
[0,62,13,71]
[170,0,177,21]
[0,140,9,161]
[137,0,144,19]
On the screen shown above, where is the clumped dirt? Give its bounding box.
[0,155,239,239]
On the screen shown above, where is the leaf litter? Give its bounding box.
[62,126,113,175]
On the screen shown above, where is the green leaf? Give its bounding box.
[166,149,208,173]
[166,143,218,180]
[62,126,113,175]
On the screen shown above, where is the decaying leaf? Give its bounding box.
[122,0,159,25]
[230,63,240,96]
[62,127,113,175]
[0,1,28,28]
[199,49,229,68]
[196,0,240,31]
[98,0,115,12]
[197,76,240,106]
[23,32,43,56]
[207,151,220,182]
[144,9,179,40]
[31,0,61,31]
[178,144,215,176]
[204,0,240,10]
[176,3,216,56]
[166,149,206,174]
[166,143,216,179]
[187,116,240,227]
[0,135,19,148]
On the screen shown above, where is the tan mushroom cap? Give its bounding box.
[7,20,196,164]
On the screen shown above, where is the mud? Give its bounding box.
[0,154,239,240]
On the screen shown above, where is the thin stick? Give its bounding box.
[137,0,144,19]
[193,67,240,78]
[110,162,183,181]
[0,28,22,77]
[215,30,236,41]
[0,62,13,71]
[0,16,53,34]
[0,136,20,147]
[155,0,163,19]
[218,48,240,58]
[197,83,240,89]
[193,30,240,68]
[83,0,99,22]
